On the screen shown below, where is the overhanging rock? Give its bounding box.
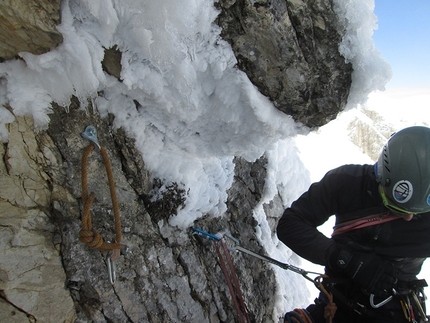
[216,0,352,128]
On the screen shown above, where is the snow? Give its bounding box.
[333,0,392,107]
[0,0,428,320]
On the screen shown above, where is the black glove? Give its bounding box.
[326,244,399,297]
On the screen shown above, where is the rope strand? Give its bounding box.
[80,144,123,254]
[284,308,314,323]
[215,240,251,323]
[315,275,337,323]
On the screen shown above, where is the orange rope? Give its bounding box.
[79,144,123,258]
[315,275,337,323]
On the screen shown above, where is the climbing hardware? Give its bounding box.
[192,228,250,323]
[192,228,337,323]
[80,125,128,284]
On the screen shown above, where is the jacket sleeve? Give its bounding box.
[276,170,342,266]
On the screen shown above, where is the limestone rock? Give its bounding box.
[41,98,278,322]
[0,0,62,60]
[216,0,352,128]
[102,46,123,80]
[0,116,75,323]
[0,297,30,323]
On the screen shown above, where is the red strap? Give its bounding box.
[332,213,400,236]
[215,240,251,323]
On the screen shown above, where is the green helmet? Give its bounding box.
[376,126,430,214]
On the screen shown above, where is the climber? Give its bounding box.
[277,126,430,323]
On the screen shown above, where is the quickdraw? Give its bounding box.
[397,289,428,323]
[192,228,250,323]
[192,228,337,323]
[79,125,129,284]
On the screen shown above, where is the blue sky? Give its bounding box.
[373,0,430,89]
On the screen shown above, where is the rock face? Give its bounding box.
[0,115,76,323]
[0,0,356,322]
[216,0,352,128]
[0,0,351,128]
[0,101,277,322]
[0,0,63,60]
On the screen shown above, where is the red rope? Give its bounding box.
[284,308,314,323]
[332,213,399,236]
[215,239,251,323]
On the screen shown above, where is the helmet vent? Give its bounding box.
[384,161,390,173]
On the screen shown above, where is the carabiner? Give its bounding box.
[191,228,221,241]
[411,291,428,322]
[106,251,116,285]
[369,294,393,308]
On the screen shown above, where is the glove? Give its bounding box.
[326,244,399,297]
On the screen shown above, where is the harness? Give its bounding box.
[327,209,428,322]
[320,277,428,322]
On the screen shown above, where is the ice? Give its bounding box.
[333,0,392,107]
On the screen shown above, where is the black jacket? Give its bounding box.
[276,164,430,281]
